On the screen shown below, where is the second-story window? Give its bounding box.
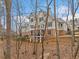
[31,18,33,22]
[39,17,44,22]
[48,22,52,27]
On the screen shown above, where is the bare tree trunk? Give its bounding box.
[72,0,79,59]
[74,41,79,59]
[66,0,70,32]
[33,0,38,59]
[0,17,2,32]
[0,0,2,32]
[41,0,49,58]
[71,0,75,43]
[4,0,12,59]
[54,0,60,59]
[41,0,53,59]
[71,0,75,59]
[16,0,22,59]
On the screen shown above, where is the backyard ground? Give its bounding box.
[0,35,79,59]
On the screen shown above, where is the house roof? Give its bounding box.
[29,11,67,26]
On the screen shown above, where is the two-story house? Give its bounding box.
[29,11,67,41]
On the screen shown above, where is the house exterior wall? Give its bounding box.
[29,12,67,40]
[68,17,79,31]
